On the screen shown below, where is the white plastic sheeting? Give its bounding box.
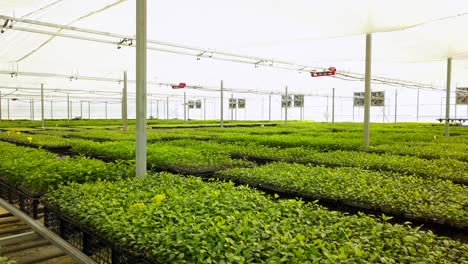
[0,0,468,120]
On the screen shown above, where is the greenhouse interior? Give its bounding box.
[0,0,467,263]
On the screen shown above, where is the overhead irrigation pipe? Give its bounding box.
[2,15,306,67]
[0,85,173,99]
[0,93,133,101]
[0,70,334,97]
[0,15,315,72]
[0,15,443,90]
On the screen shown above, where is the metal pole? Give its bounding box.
[70,100,72,120]
[220,80,224,127]
[332,88,335,123]
[156,100,159,119]
[7,99,9,120]
[67,94,70,122]
[88,101,90,119]
[30,99,32,120]
[204,98,206,120]
[0,91,2,121]
[231,94,234,121]
[183,92,187,122]
[122,71,128,131]
[50,100,53,119]
[285,86,288,125]
[364,33,372,147]
[445,58,452,137]
[416,88,420,122]
[166,97,169,120]
[105,101,108,119]
[135,0,147,178]
[41,84,44,128]
[268,94,272,121]
[352,105,355,122]
[80,100,83,118]
[394,90,398,123]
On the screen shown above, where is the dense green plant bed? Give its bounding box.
[206,131,468,161]
[228,145,468,184]
[136,139,468,184]
[0,130,71,148]
[0,142,133,192]
[218,163,468,227]
[370,143,468,162]
[69,139,253,174]
[45,173,468,263]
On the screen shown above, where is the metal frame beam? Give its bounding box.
[0,198,97,264]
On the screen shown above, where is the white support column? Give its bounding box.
[416,88,420,122]
[29,99,32,120]
[332,88,335,123]
[80,100,83,118]
[300,101,303,121]
[183,92,187,122]
[122,71,128,131]
[70,100,72,119]
[50,100,53,119]
[269,94,272,122]
[445,58,452,137]
[156,100,159,119]
[0,91,2,121]
[88,101,91,119]
[105,101,108,119]
[220,80,224,127]
[7,98,9,120]
[41,84,44,128]
[364,33,372,147]
[135,0,147,178]
[285,86,288,125]
[394,90,398,123]
[166,97,169,120]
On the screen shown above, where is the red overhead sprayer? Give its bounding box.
[310,67,336,77]
[171,83,186,89]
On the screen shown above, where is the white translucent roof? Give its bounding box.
[1,0,468,98]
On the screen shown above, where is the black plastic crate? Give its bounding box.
[0,178,43,219]
[44,203,153,264]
